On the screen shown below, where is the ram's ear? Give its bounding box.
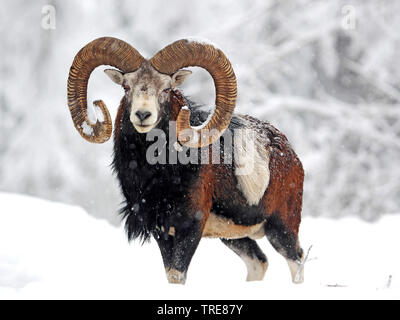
[171,69,192,88]
[104,69,124,85]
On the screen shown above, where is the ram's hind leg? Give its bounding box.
[264,214,304,283]
[221,237,268,281]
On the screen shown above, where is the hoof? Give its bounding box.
[287,259,304,284]
[244,258,268,281]
[166,268,186,285]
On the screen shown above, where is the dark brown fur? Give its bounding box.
[113,88,304,282]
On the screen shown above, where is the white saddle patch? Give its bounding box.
[234,128,270,206]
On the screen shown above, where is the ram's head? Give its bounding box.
[67,37,237,147]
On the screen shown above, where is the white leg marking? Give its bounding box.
[166,268,186,285]
[286,259,304,284]
[241,255,268,281]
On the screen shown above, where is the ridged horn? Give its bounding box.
[67,37,145,143]
[150,39,237,148]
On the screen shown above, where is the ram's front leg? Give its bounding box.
[154,214,204,284]
[155,166,213,284]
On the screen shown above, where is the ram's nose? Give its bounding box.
[135,110,152,122]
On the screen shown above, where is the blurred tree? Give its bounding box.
[0,0,399,223]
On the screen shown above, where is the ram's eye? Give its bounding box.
[163,88,171,93]
[123,84,130,92]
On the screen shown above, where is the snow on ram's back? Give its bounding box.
[0,192,399,299]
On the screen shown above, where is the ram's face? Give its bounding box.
[105,62,191,133]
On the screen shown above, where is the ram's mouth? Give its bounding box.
[133,119,160,133]
[133,124,154,133]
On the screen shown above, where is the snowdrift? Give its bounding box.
[0,192,399,299]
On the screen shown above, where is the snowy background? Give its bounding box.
[0,0,400,298]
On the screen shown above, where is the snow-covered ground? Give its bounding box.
[0,192,399,299]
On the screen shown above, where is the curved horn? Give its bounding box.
[150,39,237,148]
[67,37,145,143]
